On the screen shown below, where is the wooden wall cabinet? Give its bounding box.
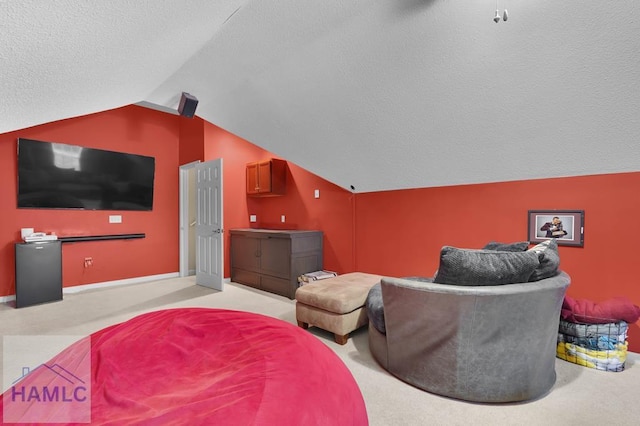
[230,229,323,299]
[246,159,286,196]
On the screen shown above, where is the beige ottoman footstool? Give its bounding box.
[295,272,383,345]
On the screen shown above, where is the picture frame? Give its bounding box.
[527,210,584,247]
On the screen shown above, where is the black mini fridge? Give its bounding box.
[15,241,62,308]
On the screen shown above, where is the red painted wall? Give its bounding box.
[0,106,180,296]
[355,173,640,350]
[197,120,640,351]
[2,106,638,352]
[179,116,205,165]
[201,122,355,277]
[244,161,356,274]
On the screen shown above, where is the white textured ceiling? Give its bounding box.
[2,1,639,193]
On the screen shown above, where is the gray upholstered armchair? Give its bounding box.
[368,271,571,403]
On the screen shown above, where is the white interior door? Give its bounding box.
[195,159,223,290]
[179,162,197,278]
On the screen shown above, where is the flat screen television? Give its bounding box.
[17,138,155,211]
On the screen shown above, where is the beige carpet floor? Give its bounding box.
[1,276,639,425]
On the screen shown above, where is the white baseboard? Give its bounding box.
[0,294,16,303]
[0,273,228,303]
[63,272,180,294]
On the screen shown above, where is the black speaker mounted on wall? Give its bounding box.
[178,92,199,118]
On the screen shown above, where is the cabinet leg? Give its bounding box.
[297,320,309,329]
[334,334,348,345]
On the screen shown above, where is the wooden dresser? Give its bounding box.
[230,229,323,299]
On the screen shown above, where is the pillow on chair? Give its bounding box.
[434,246,540,286]
[528,239,560,281]
[483,241,530,252]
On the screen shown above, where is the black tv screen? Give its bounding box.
[17,138,155,211]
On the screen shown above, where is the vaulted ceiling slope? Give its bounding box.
[2,1,639,193]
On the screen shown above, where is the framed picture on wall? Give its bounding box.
[527,210,584,247]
